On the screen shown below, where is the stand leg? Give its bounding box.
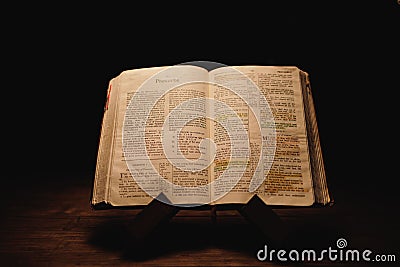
[126,194,288,247]
[238,195,289,247]
[125,194,180,242]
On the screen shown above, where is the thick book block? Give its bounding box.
[92,64,332,209]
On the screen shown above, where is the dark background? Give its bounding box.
[1,1,399,264]
[4,1,399,200]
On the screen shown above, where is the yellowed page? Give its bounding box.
[209,66,314,206]
[106,65,211,206]
[91,77,120,205]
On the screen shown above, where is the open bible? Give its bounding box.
[91,64,331,209]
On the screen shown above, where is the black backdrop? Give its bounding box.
[3,1,399,205]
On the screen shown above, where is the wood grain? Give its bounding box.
[0,174,398,266]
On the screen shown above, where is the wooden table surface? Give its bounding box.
[1,174,398,266]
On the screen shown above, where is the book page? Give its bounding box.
[300,73,331,205]
[92,77,119,206]
[209,66,314,206]
[107,65,211,206]
[207,77,260,204]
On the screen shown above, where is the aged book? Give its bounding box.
[91,63,331,209]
